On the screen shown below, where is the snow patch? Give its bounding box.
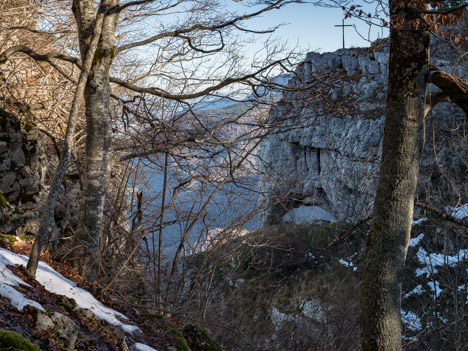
[282,206,337,225]
[450,204,468,219]
[458,284,468,304]
[401,310,422,331]
[429,280,442,298]
[0,248,140,334]
[404,284,423,298]
[412,218,427,226]
[0,249,45,311]
[409,233,424,247]
[415,246,468,277]
[338,258,357,271]
[133,343,158,351]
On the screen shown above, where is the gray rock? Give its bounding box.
[36,311,55,330]
[0,141,8,154]
[77,308,95,319]
[259,41,467,224]
[0,109,44,235]
[1,172,16,191]
[36,310,79,350]
[11,148,25,166]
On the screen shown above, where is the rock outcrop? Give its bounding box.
[35,310,78,350]
[259,40,467,224]
[0,108,44,235]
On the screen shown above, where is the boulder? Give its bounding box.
[36,310,78,350]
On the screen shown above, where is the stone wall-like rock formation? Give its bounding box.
[0,108,44,235]
[259,40,467,224]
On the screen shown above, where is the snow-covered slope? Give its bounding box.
[0,248,158,351]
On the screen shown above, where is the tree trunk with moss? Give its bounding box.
[359,2,429,350]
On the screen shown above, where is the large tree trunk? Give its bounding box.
[26,2,106,277]
[359,2,429,350]
[71,0,118,280]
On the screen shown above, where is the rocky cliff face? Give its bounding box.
[259,40,467,224]
[0,108,44,235]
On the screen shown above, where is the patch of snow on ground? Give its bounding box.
[401,310,422,331]
[412,218,427,226]
[0,249,45,311]
[451,204,468,219]
[458,284,468,304]
[0,248,140,334]
[133,343,158,351]
[409,233,424,247]
[415,246,468,276]
[429,280,442,298]
[282,206,337,225]
[404,284,423,298]
[338,259,357,271]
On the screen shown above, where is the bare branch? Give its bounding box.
[109,59,283,100]
[415,202,468,228]
[179,31,225,54]
[0,26,70,35]
[116,0,299,53]
[413,3,468,15]
[424,91,450,117]
[0,45,79,82]
[119,144,169,161]
[38,128,61,158]
[427,68,468,117]
[108,0,156,14]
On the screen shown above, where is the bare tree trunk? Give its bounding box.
[26,3,106,276]
[71,0,118,280]
[157,152,168,308]
[359,2,429,350]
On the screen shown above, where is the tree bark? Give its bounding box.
[70,0,118,280]
[359,2,429,350]
[26,3,106,277]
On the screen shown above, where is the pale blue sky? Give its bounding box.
[227,1,389,54]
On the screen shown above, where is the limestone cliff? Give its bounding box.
[259,40,467,224]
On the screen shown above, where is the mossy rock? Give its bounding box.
[183,324,222,351]
[20,112,36,134]
[171,328,190,351]
[148,313,169,329]
[271,282,298,314]
[58,295,77,313]
[0,233,16,249]
[0,190,12,209]
[0,329,40,351]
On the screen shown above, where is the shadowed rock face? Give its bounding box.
[0,108,44,235]
[259,41,467,224]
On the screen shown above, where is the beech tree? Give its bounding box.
[358,1,468,350]
[0,0,301,279]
